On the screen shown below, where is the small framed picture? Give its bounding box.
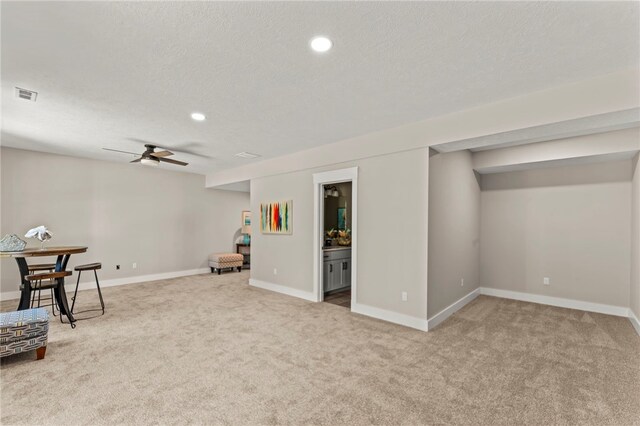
[337,207,346,229]
[242,210,251,227]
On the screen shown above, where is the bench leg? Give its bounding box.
[218,268,221,275]
[36,346,46,360]
[237,266,242,272]
[210,267,214,273]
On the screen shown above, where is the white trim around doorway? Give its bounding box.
[313,167,358,307]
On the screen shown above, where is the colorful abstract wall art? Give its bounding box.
[260,200,292,234]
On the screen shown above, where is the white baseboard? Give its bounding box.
[249,278,317,302]
[351,302,428,332]
[629,310,640,336]
[480,287,630,318]
[249,279,428,331]
[0,268,211,301]
[427,288,480,331]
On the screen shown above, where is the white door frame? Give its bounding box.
[313,167,358,306]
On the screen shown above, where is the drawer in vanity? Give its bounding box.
[323,248,352,261]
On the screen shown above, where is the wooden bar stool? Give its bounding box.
[71,263,105,317]
[27,263,57,316]
[25,271,72,320]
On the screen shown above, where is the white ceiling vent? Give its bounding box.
[235,152,261,159]
[15,87,38,102]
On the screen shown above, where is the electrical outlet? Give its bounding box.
[461,278,464,287]
[401,291,408,302]
[273,268,278,275]
[543,277,550,285]
[132,262,137,269]
[116,265,120,270]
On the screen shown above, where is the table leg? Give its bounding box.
[16,258,32,311]
[54,254,76,328]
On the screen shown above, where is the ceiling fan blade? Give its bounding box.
[103,148,139,156]
[158,157,188,166]
[151,150,173,158]
[130,158,142,163]
[127,138,212,159]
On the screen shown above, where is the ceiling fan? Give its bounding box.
[103,144,188,167]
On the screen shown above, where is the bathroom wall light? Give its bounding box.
[324,185,339,198]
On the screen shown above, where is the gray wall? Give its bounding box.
[480,160,632,307]
[427,150,480,317]
[250,148,429,320]
[1,148,249,295]
[631,154,640,318]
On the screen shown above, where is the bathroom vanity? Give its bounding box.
[323,247,352,292]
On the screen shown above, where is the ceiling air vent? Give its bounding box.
[15,87,38,102]
[235,152,261,159]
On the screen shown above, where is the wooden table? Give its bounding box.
[236,243,250,269]
[1,246,88,328]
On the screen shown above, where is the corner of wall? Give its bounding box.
[629,310,640,336]
[630,152,640,328]
[427,149,481,318]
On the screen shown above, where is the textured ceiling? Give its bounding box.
[2,1,638,174]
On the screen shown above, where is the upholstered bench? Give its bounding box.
[209,253,243,275]
[0,308,49,360]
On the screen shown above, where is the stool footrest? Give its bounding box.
[26,271,72,281]
[28,264,56,272]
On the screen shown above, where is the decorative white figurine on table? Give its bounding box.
[25,226,53,250]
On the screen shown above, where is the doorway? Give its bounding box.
[322,181,353,307]
[313,167,358,307]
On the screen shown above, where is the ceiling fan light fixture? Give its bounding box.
[141,156,159,166]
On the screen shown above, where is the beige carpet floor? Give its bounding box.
[1,271,639,425]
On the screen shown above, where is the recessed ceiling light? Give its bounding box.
[191,112,206,121]
[310,36,333,53]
